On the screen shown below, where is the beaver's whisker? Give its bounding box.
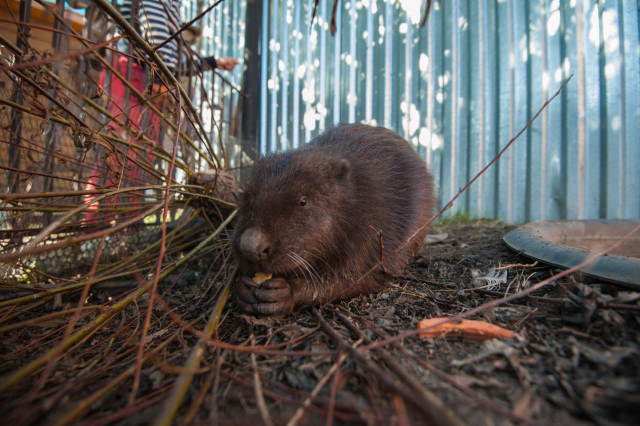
[287,253,309,284]
[291,252,322,289]
[290,252,318,290]
[295,253,322,282]
[292,245,335,276]
[286,253,301,281]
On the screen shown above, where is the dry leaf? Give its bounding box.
[26,96,50,137]
[91,86,104,100]
[27,96,47,118]
[27,150,42,165]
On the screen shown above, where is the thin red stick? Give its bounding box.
[364,220,640,350]
[326,75,574,307]
[131,83,182,403]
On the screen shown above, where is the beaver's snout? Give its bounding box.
[238,227,271,263]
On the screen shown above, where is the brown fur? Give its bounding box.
[232,123,435,316]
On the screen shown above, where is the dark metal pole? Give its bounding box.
[15,0,32,51]
[238,0,262,182]
[41,0,66,226]
[6,0,32,195]
[124,0,139,123]
[51,0,64,50]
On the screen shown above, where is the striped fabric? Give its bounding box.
[121,0,182,73]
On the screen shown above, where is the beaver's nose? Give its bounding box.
[238,227,271,263]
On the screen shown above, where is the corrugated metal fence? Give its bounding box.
[182,0,247,169]
[258,0,640,223]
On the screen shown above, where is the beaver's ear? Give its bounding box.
[333,159,350,182]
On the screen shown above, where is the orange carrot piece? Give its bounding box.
[252,272,273,284]
[417,318,515,340]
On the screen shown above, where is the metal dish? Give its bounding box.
[503,219,640,287]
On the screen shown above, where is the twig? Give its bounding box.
[326,76,573,306]
[152,264,239,426]
[392,394,410,426]
[420,0,434,26]
[338,308,545,426]
[92,0,220,168]
[0,36,124,74]
[219,370,367,423]
[0,201,164,265]
[152,0,224,52]
[363,221,640,350]
[494,261,538,270]
[40,0,214,171]
[286,357,342,426]
[314,308,456,426]
[252,336,275,426]
[49,315,207,426]
[335,311,466,426]
[131,83,183,404]
[369,225,388,274]
[151,301,338,356]
[0,306,101,335]
[0,214,234,396]
[35,236,106,392]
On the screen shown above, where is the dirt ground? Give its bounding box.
[1,219,639,426]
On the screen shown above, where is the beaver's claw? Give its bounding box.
[235,275,295,317]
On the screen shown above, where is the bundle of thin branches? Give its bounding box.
[3,2,635,425]
[1,1,241,422]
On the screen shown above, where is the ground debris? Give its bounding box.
[0,219,638,425]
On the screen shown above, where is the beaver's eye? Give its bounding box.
[299,197,308,207]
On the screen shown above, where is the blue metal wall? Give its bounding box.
[182,0,247,169]
[258,0,640,223]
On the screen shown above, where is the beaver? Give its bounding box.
[232,123,435,316]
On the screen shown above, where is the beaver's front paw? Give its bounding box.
[235,275,295,317]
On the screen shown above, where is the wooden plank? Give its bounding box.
[620,0,640,218]
[304,0,313,143]
[496,0,511,222]
[480,0,499,219]
[468,0,482,218]
[384,0,393,128]
[526,0,543,222]
[511,0,528,224]
[332,0,342,126]
[601,0,623,218]
[391,1,402,132]
[581,0,602,219]
[259,0,269,154]
[456,0,471,216]
[318,0,328,132]
[439,0,454,213]
[365,1,374,124]
[404,11,413,143]
[281,0,290,150]
[544,0,563,220]
[268,0,279,152]
[347,0,357,123]
[562,0,580,219]
[292,0,302,148]
[372,0,385,126]
[430,3,444,207]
